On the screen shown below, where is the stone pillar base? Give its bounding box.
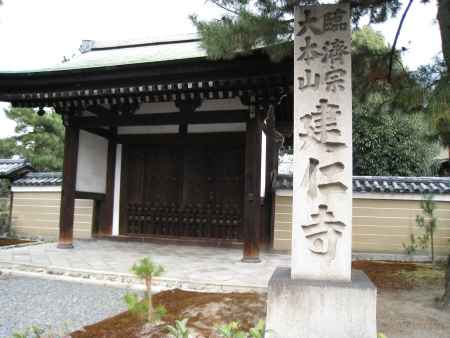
[266,267,377,338]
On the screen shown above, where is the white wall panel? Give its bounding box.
[76,130,108,194]
[118,125,179,135]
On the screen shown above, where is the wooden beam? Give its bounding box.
[242,105,263,262]
[70,110,247,128]
[75,191,106,200]
[8,189,13,232]
[58,126,79,249]
[81,128,115,140]
[262,106,284,248]
[98,139,117,236]
[116,132,245,146]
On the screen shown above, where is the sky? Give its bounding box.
[0,0,443,138]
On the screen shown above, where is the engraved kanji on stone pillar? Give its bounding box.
[293,3,352,281]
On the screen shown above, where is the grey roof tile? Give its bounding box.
[1,35,206,73]
[0,159,32,179]
[274,174,450,195]
[13,172,62,186]
[14,171,450,195]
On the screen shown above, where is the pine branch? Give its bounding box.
[388,0,414,83]
[207,0,241,15]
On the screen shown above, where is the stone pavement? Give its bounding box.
[0,240,290,292]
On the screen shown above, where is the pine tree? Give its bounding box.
[0,107,64,171]
[191,0,403,62]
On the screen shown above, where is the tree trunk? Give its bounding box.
[438,255,450,308]
[146,277,154,322]
[438,0,450,75]
[431,232,435,264]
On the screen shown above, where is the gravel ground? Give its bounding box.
[378,287,450,338]
[0,274,130,338]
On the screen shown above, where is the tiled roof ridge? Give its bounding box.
[24,171,61,177]
[277,173,450,182]
[274,174,450,194]
[13,171,62,187]
[353,175,450,183]
[14,172,450,195]
[0,158,33,178]
[80,33,201,54]
[0,158,28,163]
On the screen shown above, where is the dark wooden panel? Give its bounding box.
[123,137,244,241]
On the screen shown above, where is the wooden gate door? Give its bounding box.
[123,138,244,241]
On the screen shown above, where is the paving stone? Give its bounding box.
[0,240,290,288]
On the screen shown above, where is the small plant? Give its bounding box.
[155,304,168,321]
[248,320,265,338]
[402,233,418,255]
[403,194,438,264]
[124,292,148,318]
[128,257,165,323]
[217,320,265,338]
[217,321,247,338]
[166,318,190,338]
[12,325,45,338]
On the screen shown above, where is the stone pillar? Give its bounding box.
[266,4,377,337]
[292,2,352,281]
[57,125,79,249]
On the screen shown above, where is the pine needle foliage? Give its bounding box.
[191,0,402,61]
[131,257,164,280]
[415,194,438,264]
[0,107,64,171]
[129,257,165,323]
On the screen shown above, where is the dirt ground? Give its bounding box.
[0,238,31,247]
[378,288,450,338]
[71,290,266,338]
[71,261,450,338]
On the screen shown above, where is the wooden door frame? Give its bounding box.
[118,132,246,237]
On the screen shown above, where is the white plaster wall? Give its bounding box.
[76,130,108,194]
[197,97,248,111]
[112,144,122,236]
[260,132,267,197]
[118,125,179,135]
[135,102,178,114]
[188,123,246,133]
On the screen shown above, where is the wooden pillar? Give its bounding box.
[263,105,284,249]
[8,182,13,232]
[98,139,116,236]
[242,105,263,262]
[57,125,79,249]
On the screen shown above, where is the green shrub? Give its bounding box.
[403,194,438,264]
[124,292,148,319]
[217,320,265,338]
[166,318,190,338]
[128,257,165,323]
